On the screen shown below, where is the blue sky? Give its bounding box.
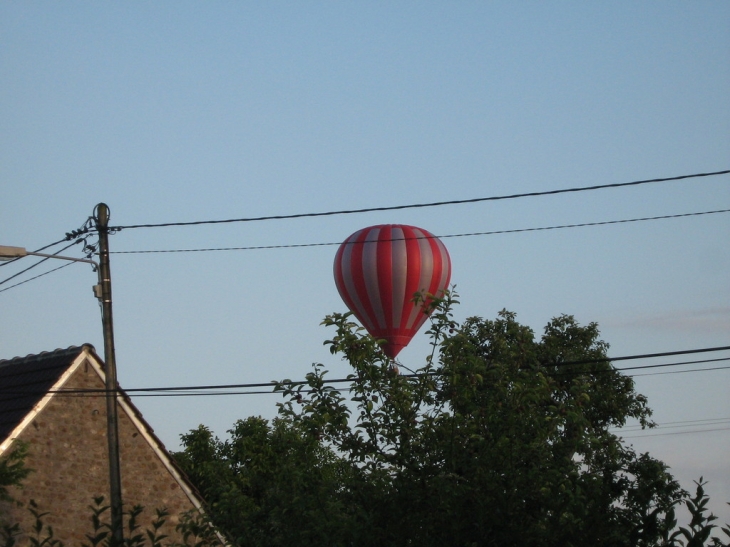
[1,1,729,520]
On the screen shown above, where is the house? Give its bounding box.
[0,344,216,545]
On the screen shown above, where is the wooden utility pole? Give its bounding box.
[95,203,124,546]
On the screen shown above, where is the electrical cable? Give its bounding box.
[0,238,71,268]
[2,346,727,398]
[549,346,730,367]
[555,356,730,375]
[0,262,75,294]
[3,364,728,402]
[632,365,730,377]
[123,363,730,397]
[6,207,727,294]
[619,417,730,432]
[621,427,730,439]
[110,208,730,255]
[0,240,81,286]
[107,361,730,397]
[120,348,730,393]
[109,170,730,231]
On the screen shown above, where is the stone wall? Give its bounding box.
[0,358,208,546]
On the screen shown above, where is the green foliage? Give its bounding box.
[173,511,221,547]
[175,291,727,546]
[0,290,727,545]
[0,497,219,547]
[27,500,63,547]
[667,479,730,547]
[0,442,32,503]
[174,418,349,546]
[0,523,20,547]
[82,497,110,547]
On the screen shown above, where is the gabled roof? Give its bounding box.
[0,345,208,515]
[0,345,93,445]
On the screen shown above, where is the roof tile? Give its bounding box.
[0,345,93,442]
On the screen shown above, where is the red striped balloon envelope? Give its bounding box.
[333,225,451,359]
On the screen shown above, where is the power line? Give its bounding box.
[621,427,730,439]
[588,356,729,372]
[3,346,727,399]
[0,238,71,268]
[119,354,730,394]
[0,240,81,287]
[117,346,730,392]
[632,365,730,377]
[616,418,730,441]
[109,170,730,231]
[0,262,74,294]
[15,384,725,440]
[123,363,730,397]
[3,363,727,401]
[549,346,730,367]
[619,417,730,432]
[6,207,726,294]
[110,208,730,255]
[5,362,726,402]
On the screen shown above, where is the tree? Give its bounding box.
[174,417,350,546]
[0,442,31,504]
[175,292,717,546]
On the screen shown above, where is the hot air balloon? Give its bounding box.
[333,224,451,359]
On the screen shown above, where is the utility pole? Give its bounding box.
[0,204,125,544]
[95,203,124,546]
